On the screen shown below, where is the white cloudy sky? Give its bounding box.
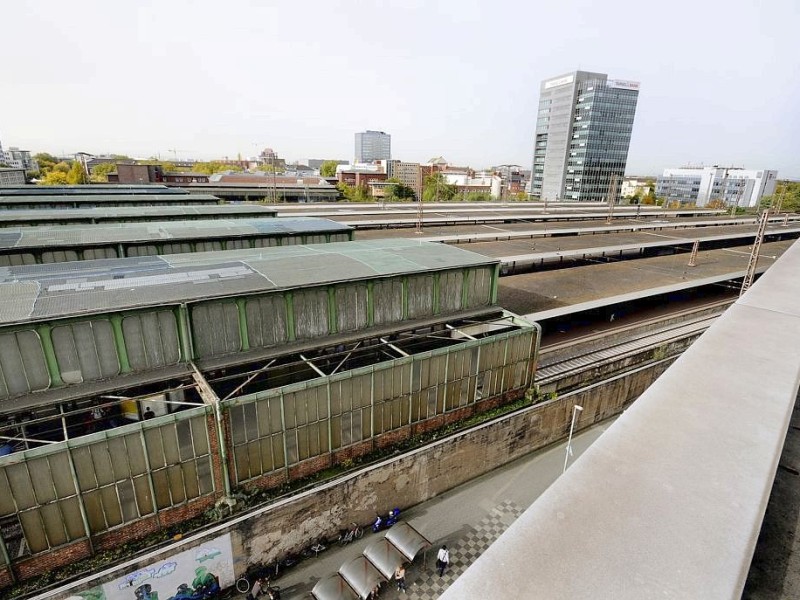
[1,0,798,177]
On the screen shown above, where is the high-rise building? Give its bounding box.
[355,130,391,162]
[656,166,777,208]
[531,70,639,202]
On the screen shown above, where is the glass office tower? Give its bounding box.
[531,71,639,202]
[355,130,391,163]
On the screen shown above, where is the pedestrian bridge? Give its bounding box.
[441,239,800,599]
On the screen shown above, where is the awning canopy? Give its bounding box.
[338,556,387,600]
[385,521,431,562]
[310,575,359,600]
[363,538,407,580]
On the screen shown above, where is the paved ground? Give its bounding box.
[235,419,616,599]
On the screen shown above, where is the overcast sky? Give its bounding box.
[1,0,798,177]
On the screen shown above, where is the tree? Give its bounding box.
[39,171,69,185]
[512,191,529,202]
[34,153,59,174]
[51,161,71,174]
[193,161,243,175]
[384,180,416,201]
[337,182,371,202]
[422,172,457,202]
[320,160,339,177]
[463,191,492,202]
[759,182,800,213]
[67,161,89,184]
[90,163,117,183]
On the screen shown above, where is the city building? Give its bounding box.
[0,167,26,187]
[251,147,286,171]
[531,70,639,202]
[441,171,503,199]
[494,165,531,196]
[355,130,391,162]
[620,177,653,200]
[656,166,778,208]
[0,138,39,173]
[336,162,387,188]
[386,160,423,196]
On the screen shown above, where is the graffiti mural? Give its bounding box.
[68,533,234,600]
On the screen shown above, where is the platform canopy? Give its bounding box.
[338,556,387,600]
[385,522,431,562]
[310,575,359,600]
[362,538,407,580]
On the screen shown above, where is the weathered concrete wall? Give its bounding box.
[43,358,673,600]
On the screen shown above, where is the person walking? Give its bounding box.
[436,545,450,577]
[394,563,407,593]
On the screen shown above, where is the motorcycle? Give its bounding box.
[372,508,400,533]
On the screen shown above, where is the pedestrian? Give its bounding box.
[394,563,406,593]
[143,406,155,420]
[436,545,450,577]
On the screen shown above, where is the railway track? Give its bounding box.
[534,299,734,384]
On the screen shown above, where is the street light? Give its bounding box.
[563,404,584,473]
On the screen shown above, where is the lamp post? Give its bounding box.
[563,404,584,474]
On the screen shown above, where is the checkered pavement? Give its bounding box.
[378,501,524,600]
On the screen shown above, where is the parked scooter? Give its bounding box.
[372,508,400,533]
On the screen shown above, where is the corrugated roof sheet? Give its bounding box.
[0,239,497,326]
[0,217,352,249]
[0,194,221,204]
[0,205,278,223]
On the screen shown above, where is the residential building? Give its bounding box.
[0,139,39,173]
[386,160,423,196]
[336,163,388,188]
[0,167,26,187]
[442,171,503,199]
[656,166,778,208]
[620,177,653,200]
[114,163,164,184]
[251,147,286,171]
[494,165,530,196]
[355,130,391,162]
[531,70,639,202]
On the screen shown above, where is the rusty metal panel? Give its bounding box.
[373,279,404,326]
[51,320,120,384]
[191,301,241,358]
[335,283,368,333]
[465,266,493,308]
[0,330,50,398]
[245,294,288,349]
[438,270,463,313]
[293,288,330,340]
[407,275,434,319]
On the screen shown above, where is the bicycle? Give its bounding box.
[234,575,281,598]
[235,562,280,595]
[301,539,328,559]
[337,522,364,545]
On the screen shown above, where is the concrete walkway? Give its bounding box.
[240,418,615,599]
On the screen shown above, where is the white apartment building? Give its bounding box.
[656,166,778,208]
[0,139,38,172]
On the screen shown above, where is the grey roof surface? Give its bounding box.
[0,193,221,205]
[0,185,180,196]
[0,239,497,326]
[0,205,278,224]
[0,217,352,250]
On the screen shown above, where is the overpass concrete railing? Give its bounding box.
[442,239,800,600]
